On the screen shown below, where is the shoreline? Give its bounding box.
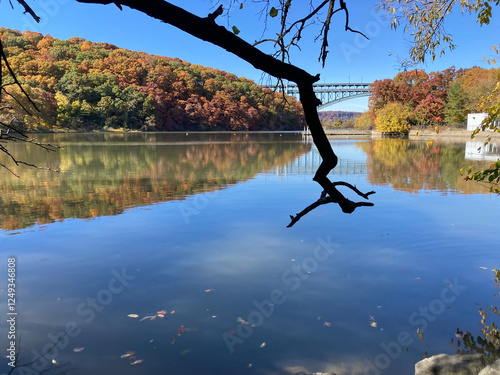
[23,128,500,140]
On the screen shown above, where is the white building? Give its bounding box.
[467,113,500,131]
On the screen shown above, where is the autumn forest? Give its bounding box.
[0,28,304,132]
[1,28,499,133]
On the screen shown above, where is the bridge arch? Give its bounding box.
[262,82,372,109]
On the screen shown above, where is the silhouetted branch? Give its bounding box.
[75,0,376,223]
[287,183,375,227]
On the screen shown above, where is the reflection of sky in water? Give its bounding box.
[1,139,499,375]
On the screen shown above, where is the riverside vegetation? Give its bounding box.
[1,28,499,134]
[0,28,304,132]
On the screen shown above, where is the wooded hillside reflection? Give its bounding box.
[0,133,309,230]
[357,139,494,194]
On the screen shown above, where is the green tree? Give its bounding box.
[444,81,469,125]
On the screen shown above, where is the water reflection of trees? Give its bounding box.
[0,133,310,230]
[357,139,493,194]
[454,269,500,360]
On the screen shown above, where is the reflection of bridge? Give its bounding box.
[262,82,372,110]
[270,147,367,178]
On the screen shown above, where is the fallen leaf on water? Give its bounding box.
[237,317,250,325]
[248,363,253,368]
[260,342,266,348]
[479,266,488,270]
[171,325,197,345]
[170,310,176,315]
[323,321,332,327]
[120,351,135,359]
[157,314,165,318]
[157,310,167,315]
[131,360,143,365]
[140,315,156,321]
[73,347,85,352]
[51,359,59,365]
[369,316,377,328]
[417,327,424,340]
[127,314,139,318]
[180,349,191,355]
[205,288,215,293]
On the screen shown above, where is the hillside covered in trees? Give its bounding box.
[318,111,362,129]
[0,28,304,131]
[366,67,500,132]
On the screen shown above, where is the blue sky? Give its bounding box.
[1,1,499,111]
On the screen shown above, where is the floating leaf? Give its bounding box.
[157,314,165,318]
[131,359,143,365]
[180,349,191,355]
[237,317,250,325]
[157,310,167,315]
[127,314,139,318]
[260,342,266,348]
[239,3,243,9]
[323,321,332,327]
[73,347,85,352]
[205,288,215,293]
[51,359,59,365]
[232,26,240,35]
[120,351,136,359]
[269,7,278,17]
[417,327,424,340]
[140,315,156,321]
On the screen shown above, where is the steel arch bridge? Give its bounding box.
[263,82,371,110]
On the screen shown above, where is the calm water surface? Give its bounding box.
[0,133,499,375]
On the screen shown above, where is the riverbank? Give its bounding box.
[314,128,500,140]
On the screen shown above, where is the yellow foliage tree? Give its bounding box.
[375,102,412,133]
[354,111,372,130]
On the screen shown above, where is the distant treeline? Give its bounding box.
[318,111,362,129]
[0,28,304,131]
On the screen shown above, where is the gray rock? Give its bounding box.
[415,353,490,375]
[478,359,500,375]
